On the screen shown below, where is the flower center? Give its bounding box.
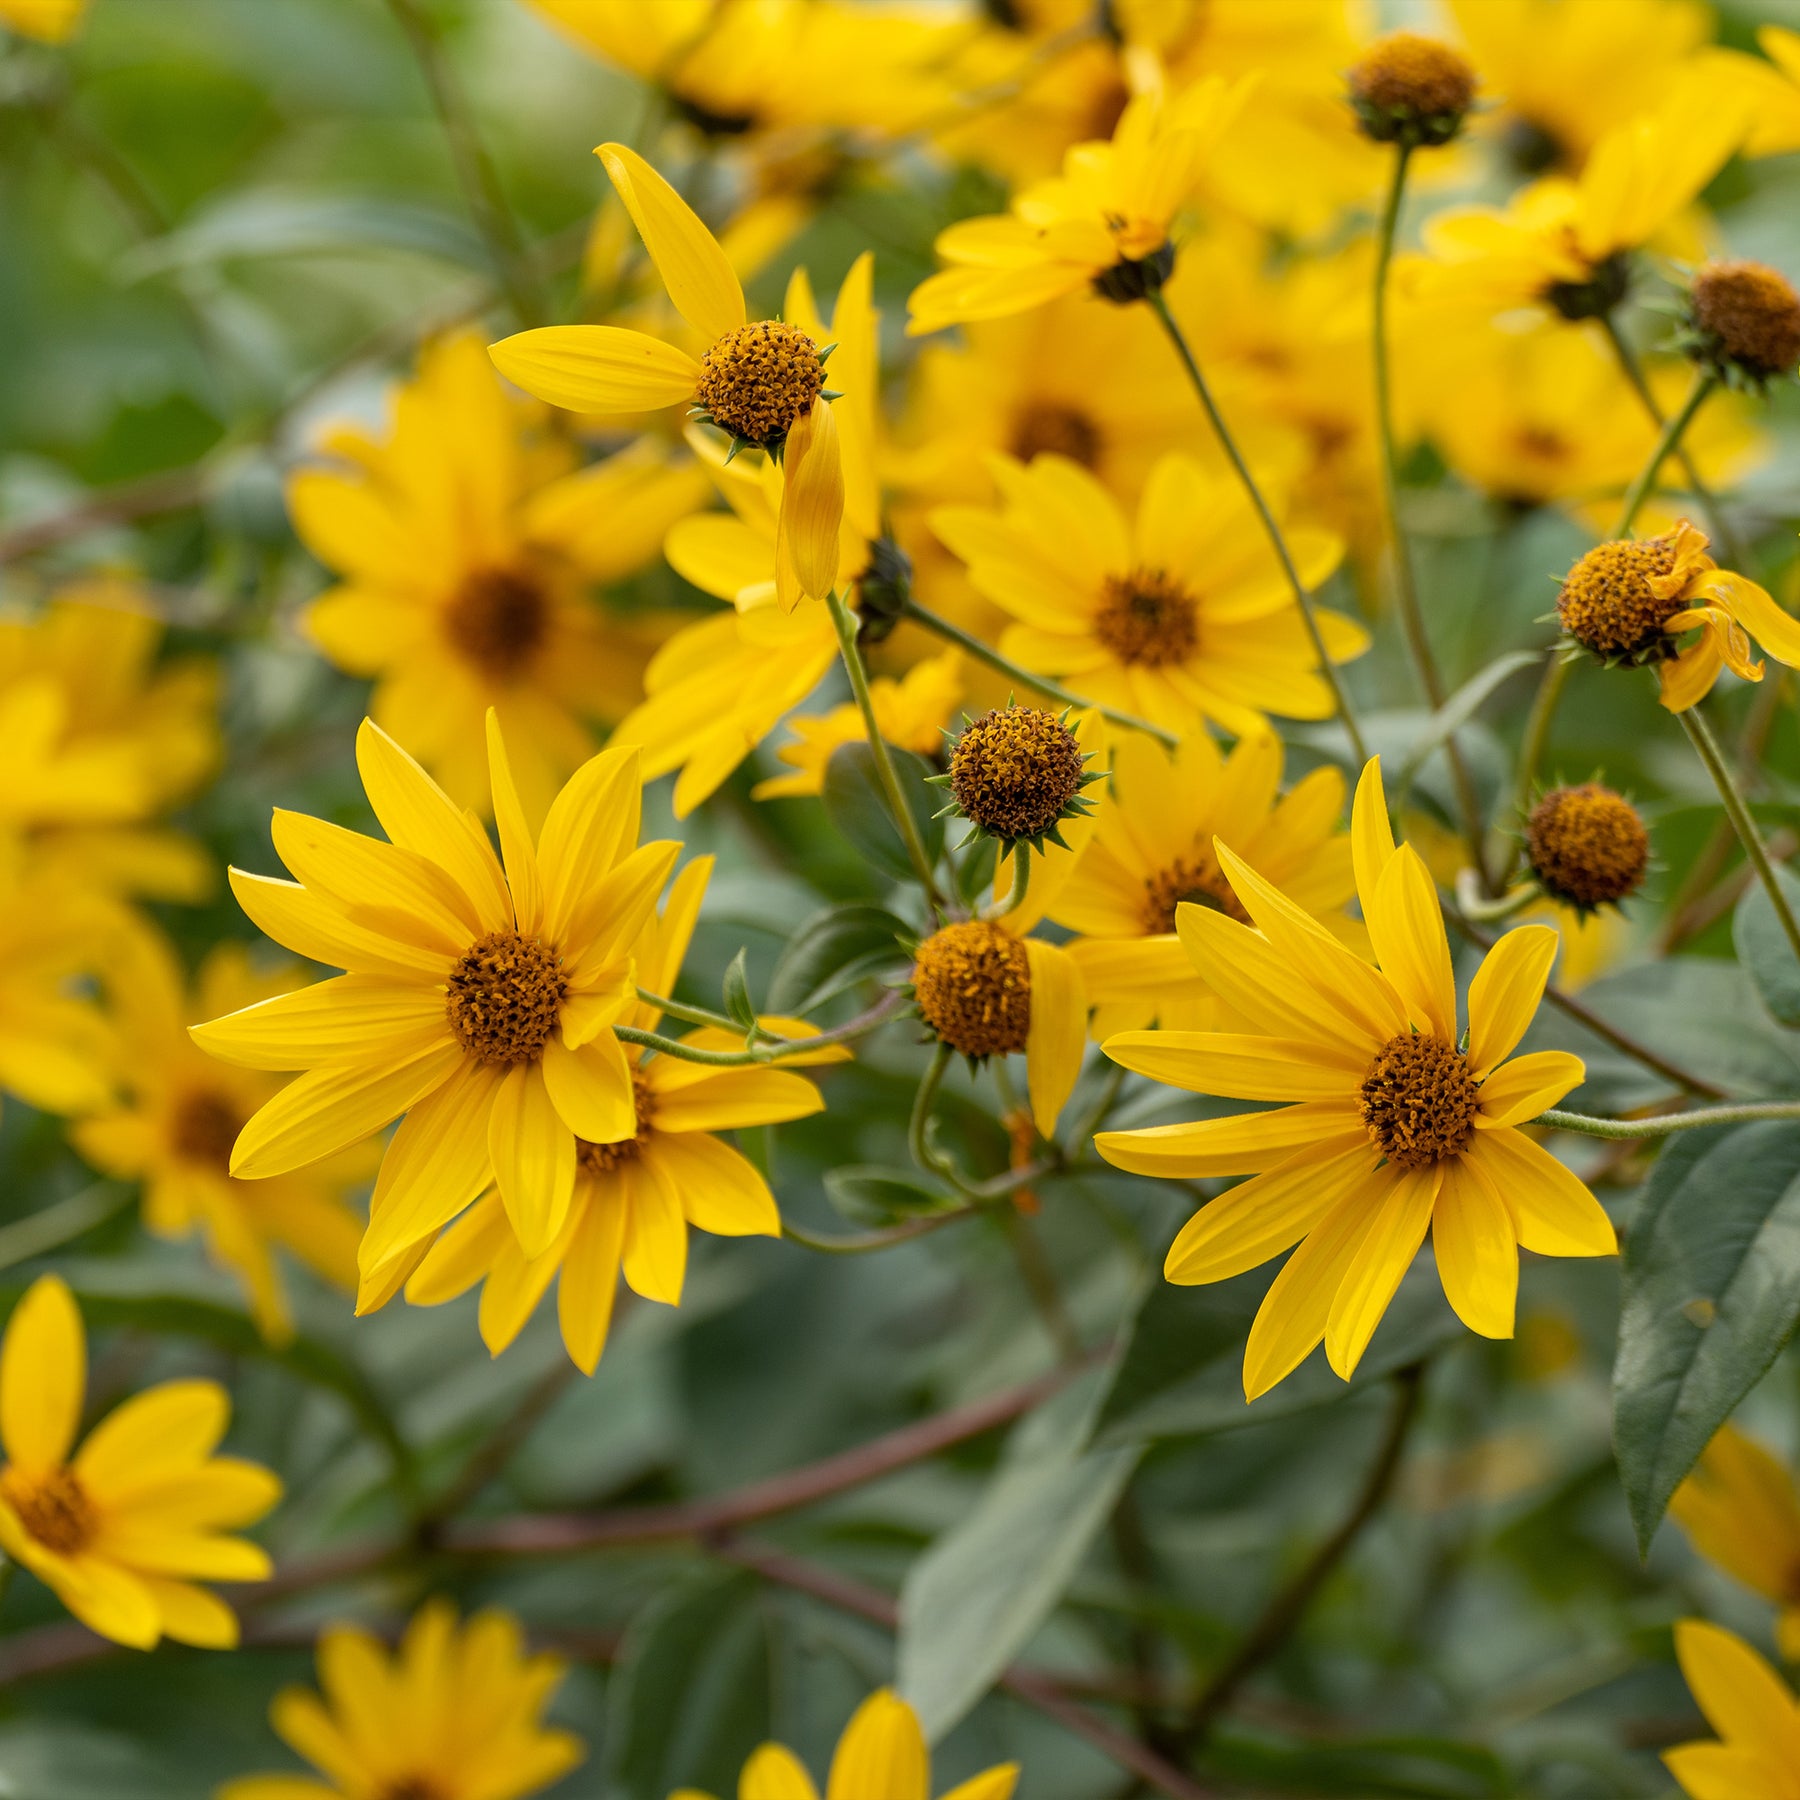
[1526,784,1650,910]
[913,920,1031,1059]
[378,1779,451,1800]
[1094,568,1200,668]
[2,1464,96,1556]
[949,706,1085,843]
[445,931,567,1065]
[1348,32,1477,147]
[1691,259,1800,382]
[443,567,550,680]
[693,320,823,449]
[1359,1032,1480,1170]
[576,1070,657,1176]
[1011,401,1102,470]
[170,1089,244,1173]
[1138,853,1249,934]
[1543,250,1631,323]
[1556,531,1689,660]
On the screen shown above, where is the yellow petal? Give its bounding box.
[486,709,543,929]
[478,1226,564,1357]
[31,1552,162,1648]
[143,1577,239,1650]
[1432,1156,1518,1340]
[939,1770,1020,1800]
[1350,755,1395,921]
[741,1744,821,1800]
[597,143,746,342]
[1366,846,1456,1041]
[1706,567,1800,666]
[189,976,447,1073]
[777,400,845,607]
[537,743,643,944]
[1466,925,1560,1076]
[1325,1164,1440,1379]
[541,1032,637,1142]
[74,1380,225,1496]
[1176,908,1375,1057]
[1476,1050,1586,1129]
[405,1192,511,1307]
[647,1133,780,1237]
[1674,1618,1800,1760]
[1103,1031,1361,1101]
[826,1690,929,1800]
[558,1180,626,1374]
[1024,937,1087,1136]
[1658,635,1725,713]
[1,1274,83,1474]
[488,324,700,413]
[647,1066,825,1133]
[228,870,446,982]
[489,1063,576,1259]
[269,809,473,955]
[1096,1101,1363,1180]
[619,1156,687,1305]
[1466,1127,1617,1257]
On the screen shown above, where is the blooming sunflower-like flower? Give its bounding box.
[491,144,843,606]
[401,854,844,1371]
[289,333,704,827]
[930,450,1365,737]
[0,1274,280,1648]
[1665,1618,1800,1799]
[1671,1423,1800,1662]
[219,1598,582,1800]
[1053,727,1356,1038]
[191,715,677,1299]
[72,936,367,1345]
[906,74,1252,334]
[1095,758,1617,1401]
[1556,519,1800,711]
[679,1687,1016,1800]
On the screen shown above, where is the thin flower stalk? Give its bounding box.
[1541,1100,1800,1139]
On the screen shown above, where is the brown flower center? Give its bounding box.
[170,1089,244,1173]
[1526,784,1650,909]
[949,706,1085,843]
[1138,853,1249,933]
[576,1070,657,1175]
[446,931,566,1065]
[1348,32,1477,145]
[378,1779,451,1800]
[693,320,823,448]
[1556,531,1689,660]
[913,920,1030,1059]
[2,1464,96,1556]
[444,567,550,680]
[1011,401,1102,469]
[1359,1031,1480,1170]
[1692,259,1800,381]
[1094,569,1200,668]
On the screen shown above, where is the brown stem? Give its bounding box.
[416,1357,581,1532]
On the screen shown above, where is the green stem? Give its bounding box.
[982,848,1031,921]
[1615,367,1717,540]
[1001,1209,1083,1363]
[1540,1101,1800,1139]
[1145,290,1368,765]
[909,1042,960,1184]
[0,1183,132,1272]
[781,1213,969,1255]
[615,989,905,1068]
[634,986,762,1037]
[900,597,1177,748]
[1452,869,1542,923]
[1677,702,1800,966]
[827,587,948,911]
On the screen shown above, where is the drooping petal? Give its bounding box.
[488,325,701,414]
[558,1180,626,1374]
[1466,925,1560,1076]
[776,400,845,608]
[1324,1164,1440,1379]
[1,1274,84,1474]
[1708,567,1800,667]
[1024,937,1087,1135]
[596,143,746,342]
[489,1062,577,1259]
[619,1156,687,1306]
[1433,1156,1518,1340]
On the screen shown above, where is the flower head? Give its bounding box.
[941,703,1097,851]
[219,1598,582,1800]
[1095,758,1617,1401]
[1664,1619,1800,1799]
[1686,258,1800,388]
[1524,784,1649,912]
[1348,33,1477,148]
[0,1274,280,1648]
[192,715,678,1297]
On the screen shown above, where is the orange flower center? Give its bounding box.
[378,1779,451,1800]
[1138,852,1248,934]
[949,706,1085,843]
[170,1088,244,1173]
[1011,401,1102,470]
[1692,259,1800,381]
[1556,531,1689,661]
[2,1464,96,1556]
[444,567,550,680]
[693,320,823,449]
[913,920,1031,1059]
[1526,784,1650,910]
[446,931,567,1065]
[1359,1031,1479,1170]
[576,1070,657,1175]
[1094,568,1200,668]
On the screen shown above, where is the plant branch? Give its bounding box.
[1615,367,1717,541]
[614,987,906,1067]
[1539,1101,1800,1139]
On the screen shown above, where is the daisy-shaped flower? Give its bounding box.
[1095,758,1617,1401]
[1672,1423,1800,1661]
[0,1274,280,1648]
[289,333,705,826]
[1665,1619,1800,1800]
[191,715,678,1301]
[401,854,844,1371]
[907,74,1252,335]
[680,1687,1016,1800]
[219,1598,582,1800]
[930,450,1365,737]
[1555,519,1800,712]
[1052,727,1356,1037]
[72,935,367,1345]
[490,144,843,606]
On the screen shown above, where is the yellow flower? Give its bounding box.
[1665,1618,1800,1800]
[676,1686,1016,1800]
[1095,758,1617,1402]
[753,652,962,801]
[1555,519,1800,712]
[609,256,879,815]
[191,714,678,1298]
[491,144,844,606]
[71,937,367,1345]
[906,74,1252,336]
[1053,728,1355,1038]
[219,1598,582,1800]
[402,854,841,1369]
[0,870,114,1117]
[930,450,1364,738]
[288,333,702,827]
[1671,1423,1800,1661]
[0,0,84,43]
[0,1273,279,1649]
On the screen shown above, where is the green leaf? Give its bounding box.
[720,947,756,1031]
[0,1721,186,1799]
[821,744,943,885]
[1613,1120,1800,1552]
[768,903,909,1015]
[1734,864,1800,1027]
[605,1566,771,1800]
[822,1165,960,1226]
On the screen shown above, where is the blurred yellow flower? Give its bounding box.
[289,332,701,828]
[0,0,84,43]
[72,936,367,1345]
[1096,759,1615,1401]
[0,1273,279,1648]
[192,716,676,1296]
[1665,1618,1800,1799]
[930,450,1363,738]
[405,856,843,1370]
[219,1598,582,1800]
